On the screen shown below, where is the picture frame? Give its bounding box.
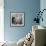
[10,12,24,27]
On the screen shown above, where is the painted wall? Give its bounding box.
[40,0,46,27]
[4,0,40,42]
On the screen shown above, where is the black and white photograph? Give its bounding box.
[10,12,24,26]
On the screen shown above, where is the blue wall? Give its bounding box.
[40,0,46,27]
[4,0,40,42]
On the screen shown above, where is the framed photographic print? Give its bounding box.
[10,12,24,27]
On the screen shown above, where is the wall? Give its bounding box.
[4,0,40,42]
[40,0,46,27]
